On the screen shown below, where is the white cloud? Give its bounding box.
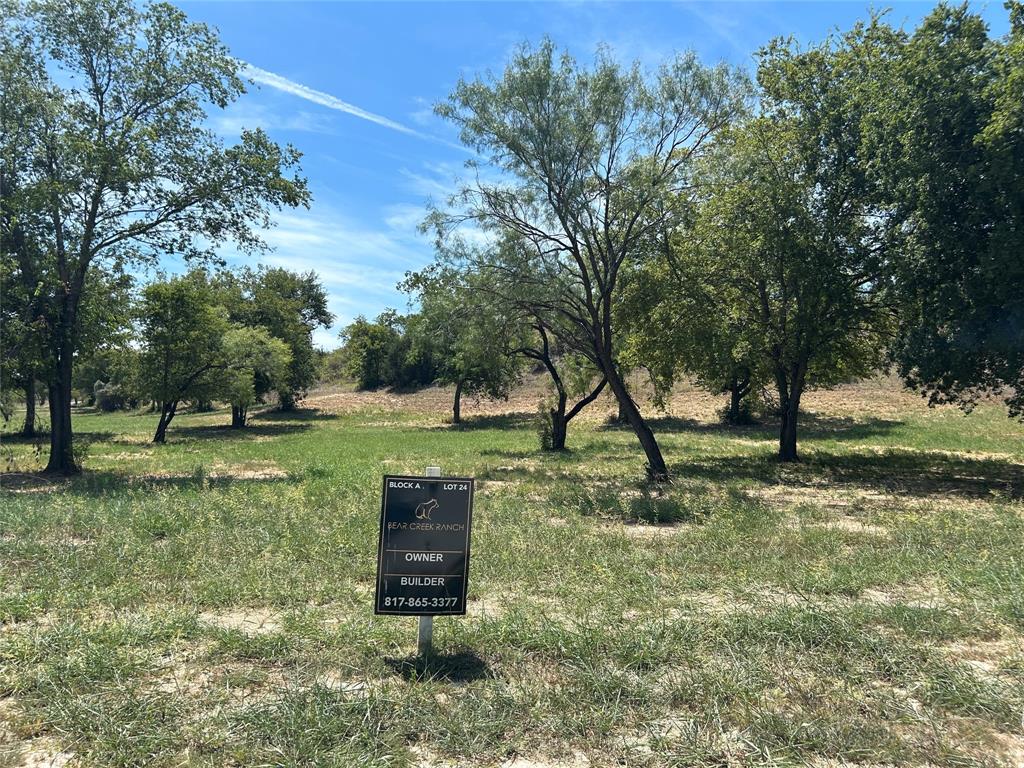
[211,102,336,137]
[409,106,436,127]
[398,167,458,200]
[220,201,441,347]
[409,96,437,127]
[383,203,429,236]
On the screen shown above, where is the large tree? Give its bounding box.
[434,40,747,480]
[867,3,1024,418]
[676,102,891,461]
[402,266,523,424]
[137,271,230,443]
[233,267,332,411]
[1,0,308,473]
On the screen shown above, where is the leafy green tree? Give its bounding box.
[220,326,291,427]
[403,268,523,424]
[317,346,348,386]
[622,252,766,425]
[235,268,332,410]
[679,106,890,460]
[338,314,405,390]
[866,3,1024,418]
[137,272,230,443]
[0,4,52,438]
[0,252,49,435]
[426,233,608,448]
[2,0,308,473]
[73,345,138,408]
[435,39,747,479]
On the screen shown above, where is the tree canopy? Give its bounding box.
[434,39,749,479]
[865,3,1024,418]
[1,0,309,472]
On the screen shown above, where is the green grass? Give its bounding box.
[1,385,1023,767]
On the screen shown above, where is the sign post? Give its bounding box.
[418,466,441,655]
[374,464,474,658]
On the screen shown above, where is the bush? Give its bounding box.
[93,380,126,412]
[536,400,555,451]
[719,398,758,426]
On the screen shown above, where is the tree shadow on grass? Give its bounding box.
[0,468,298,497]
[0,430,115,445]
[385,649,492,683]
[679,449,1024,500]
[250,407,341,424]
[124,421,316,444]
[623,414,904,443]
[436,413,534,432]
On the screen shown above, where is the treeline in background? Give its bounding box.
[3,0,1022,481]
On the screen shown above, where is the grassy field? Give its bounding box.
[1,378,1023,767]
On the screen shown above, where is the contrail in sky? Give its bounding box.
[243,63,419,135]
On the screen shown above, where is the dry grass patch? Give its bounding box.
[198,607,281,635]
[942,636,1024,677]
[617,520,686,538]
[861,581,950,608]
[498,753,591,768]
[0,699,72,768]
[3,740,74,768]
[208,461,287,480]
[747,484,896,512]
[806,517,890,536]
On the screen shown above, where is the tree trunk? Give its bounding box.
[547,390,569,451]
[728,385,742,424]
[22,380,36,438]
[44,338,77,474]
[279,391,296,411]
[153,401,177,444]
[601,356,668,481]
[777,364,805,462]
[613,399,628,424]
[726,372,750,425]
[231,405,246,428]
[452,380,463,424]
[778,397,800,461]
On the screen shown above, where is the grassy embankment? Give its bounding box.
[1,379,1022,767]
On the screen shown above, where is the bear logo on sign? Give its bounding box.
[415,498,438,521]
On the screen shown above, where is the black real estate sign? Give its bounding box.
[375,475,474,616]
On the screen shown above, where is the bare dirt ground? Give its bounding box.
[307,373,938,423]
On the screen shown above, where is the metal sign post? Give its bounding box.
[419,465,441,656]
[374,464,474,659]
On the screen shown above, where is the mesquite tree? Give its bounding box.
[424,234,608,450]
[2,0,308,473]
[435,40,747,480]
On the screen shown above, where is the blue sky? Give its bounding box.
[177,1,1012,349]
